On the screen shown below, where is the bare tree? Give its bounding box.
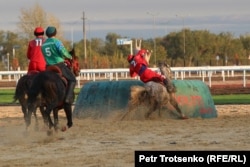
[17,3,63,40]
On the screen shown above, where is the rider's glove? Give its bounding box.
[161,75,166,79]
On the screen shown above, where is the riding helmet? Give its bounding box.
[137,49,148,56]
[34,27,44,36]
[45,26,57,37]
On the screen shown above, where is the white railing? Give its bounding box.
[1,65,250,88]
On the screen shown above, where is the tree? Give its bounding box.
[105,33,122,56]
[17,3,63,40]
[162,31,183,66]
[12,3,67,70]
[0,31,25,70]
[240,35,250,57]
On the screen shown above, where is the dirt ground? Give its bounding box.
[0,105,249,167]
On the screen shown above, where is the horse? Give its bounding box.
[14,73,46,130]
[122,61,187,120]
[24,48,79,134]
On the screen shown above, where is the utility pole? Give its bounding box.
[82,11,87,59]
[147,12,158,67]
[182,17,186,67]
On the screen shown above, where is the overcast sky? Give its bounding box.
[1,0,250,41]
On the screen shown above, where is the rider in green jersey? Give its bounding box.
[42,26,76,104]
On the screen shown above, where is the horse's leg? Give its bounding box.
[43,106,55,136]
[26,104,35,130]
[33,109,39,131]
[21,104,27,122]
[145,98,158,118]
[37,106,48,131]
[169,94,187,119]
[158,104,162,117]
[39,106,47,125]
[44,106,54,129]
[63,103,73,128]
[53,108,59,132]
[21,104,32,132]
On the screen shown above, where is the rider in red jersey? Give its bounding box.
[127,49,175,93]
[27,27,46,74]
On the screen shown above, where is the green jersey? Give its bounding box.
[41,37,71,65]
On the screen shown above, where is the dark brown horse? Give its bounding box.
[18,48,79,134]
[14,73,45,130]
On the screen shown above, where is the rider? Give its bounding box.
[27,27,46,74]
[127,49,175,93]
[41,26,76,104]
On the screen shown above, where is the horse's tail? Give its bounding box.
[13,75,30,102]
[13,92,26,103]
[13,88,19,102]
[129,85,148,106]
[13,84,26,102]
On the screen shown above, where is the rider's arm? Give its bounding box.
[129,65,137,77]
[27,41,32,60]
[55,40,72,59]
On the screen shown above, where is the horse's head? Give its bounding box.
[158,61,172,79]
[65,48,80,76]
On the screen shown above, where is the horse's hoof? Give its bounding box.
[181,116,188,119]
[67,123,73,128]
[47,130,53,136]
[61,126,67,132]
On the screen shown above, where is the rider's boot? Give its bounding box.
[163,78,176,93]
[65,82,76,104]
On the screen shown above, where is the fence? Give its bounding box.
[1,65,250,88]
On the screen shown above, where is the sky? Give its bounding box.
[0,0,250,42]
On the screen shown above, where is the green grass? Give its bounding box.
[0,88,81,105]
[212,94,250,105]
[0,89,16,104]
[0,88,249,105]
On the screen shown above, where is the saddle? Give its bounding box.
[46,65,68,86]
[27,70,40,76]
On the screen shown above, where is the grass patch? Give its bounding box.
[0,88,250,105]
[212,94,250,105]
[0,88,81,105]
[0,89,16,104]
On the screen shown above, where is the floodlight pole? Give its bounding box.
[82,11,87,60]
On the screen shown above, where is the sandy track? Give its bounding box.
[0,105,249,167]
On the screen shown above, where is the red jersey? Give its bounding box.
[27,37,46,73]
[129,52,164,83]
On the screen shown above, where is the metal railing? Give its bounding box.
[1,65,250,88]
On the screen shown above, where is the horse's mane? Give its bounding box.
[158,61,172,79]
[68,47,80,76]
